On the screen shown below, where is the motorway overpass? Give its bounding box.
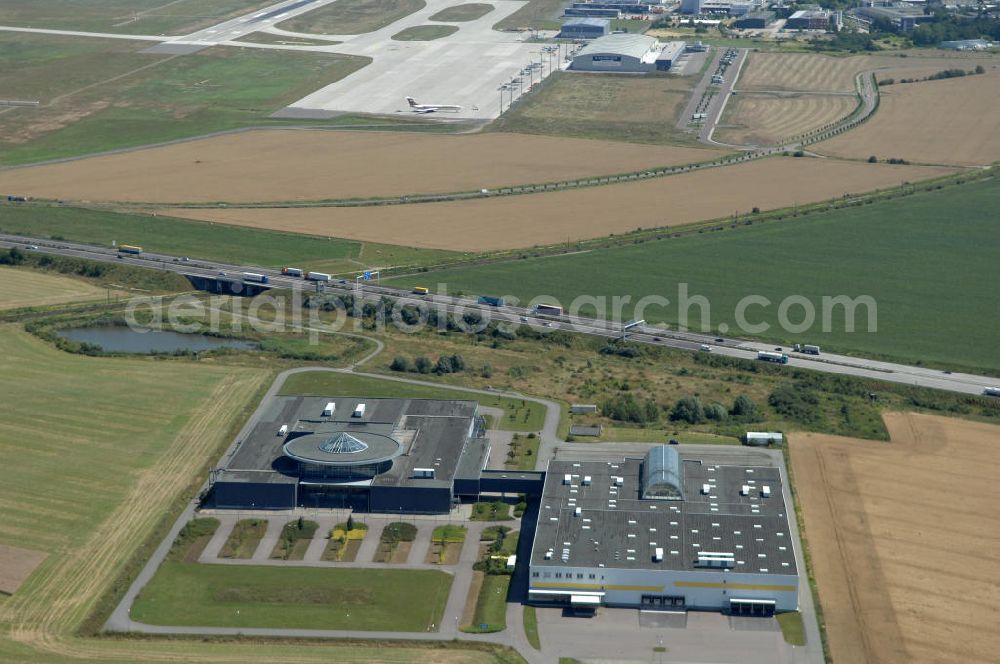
[2,233,997,397]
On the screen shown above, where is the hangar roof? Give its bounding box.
[575,33,659,60]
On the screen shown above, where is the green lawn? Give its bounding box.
[279,371,548,432]
[278,0,426,35]
[0,0,276,35]
[0,205,456,273]
[429,4,494,21]
[523,605,541,649]
[392,25,459,40]
[388,178,1000,373]
[0,34,369,165]
[465,574,510,632]
[132,563,452,631]
[777,611,807,646]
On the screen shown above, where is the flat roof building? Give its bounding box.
[528,446,799,614]
[786,8,833,30]
[210,395,501,513]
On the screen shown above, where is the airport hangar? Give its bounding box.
[209,395,541,513]
[570,34,686,73]
[528,446,799,615]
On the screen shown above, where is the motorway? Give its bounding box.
[2,232,997,397]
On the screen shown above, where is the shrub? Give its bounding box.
[731,394,759,420]
[390,355,412,372]
[670,396,704,424]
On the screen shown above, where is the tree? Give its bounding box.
[414,356,433,374]
[434,355,454,374]
[346,514,354,531]
[705,403,729,421]
[670,396,704,424]
[389,355,412,372]
[450,353,465,371]
[731,394,759,420]
[867,155,878,163]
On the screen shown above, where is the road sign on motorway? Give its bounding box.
[363,271,372,280]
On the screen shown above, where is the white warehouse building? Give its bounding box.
[528,447,800,615]
[570,33,664,73]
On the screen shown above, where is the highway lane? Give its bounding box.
[2,232,997,397]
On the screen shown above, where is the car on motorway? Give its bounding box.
[25,244,38,250]
[775,347,782,351]
[520,316,528,322]
[180,256,189,262]
[653,337,661,341]
[715,337,724,343]
[217,271,227,277]
[700,344,712,352]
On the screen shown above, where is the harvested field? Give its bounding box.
[0,544,47,595]
[815,70,1000,167]
[716,92,857,146]
[738,52,868,93]
[0,267,109,310]
[165,159,956,251]
[736,51,999,94]
[0,129,723,203]
[790,412,1000,664]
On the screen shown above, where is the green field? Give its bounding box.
[132,563,452,630]
[492,0,563,30]
[278,0,426,35]
[0,324,271,657]
[392,25,460,40]
[0,266,108,310]
[0,205,457,273]
[0,0,275,35]
[490,72,700,146]
[429,4,494,21]
[279,371,548,431]
[0,326,251,555]
[0,34,369,165]
[388,178,1000,372]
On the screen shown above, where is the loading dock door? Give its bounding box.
[730,598,776,617]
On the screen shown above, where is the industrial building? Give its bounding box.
[528,446,799,614]
[734,10,775,28]
[210,395,541,513]
[558,17,611,39]
[655,40,686,70]
[786,8,834,29]
[570,34,667,72]
[852,5,930,31]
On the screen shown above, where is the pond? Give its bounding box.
[57,327,259,354]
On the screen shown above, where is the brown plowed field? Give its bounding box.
[0,130,723,203]
[790,412,1000,664]
[162,159,956,251]
[716,92,857,146]
[815,70,1000,167]
[0,544,47,595]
